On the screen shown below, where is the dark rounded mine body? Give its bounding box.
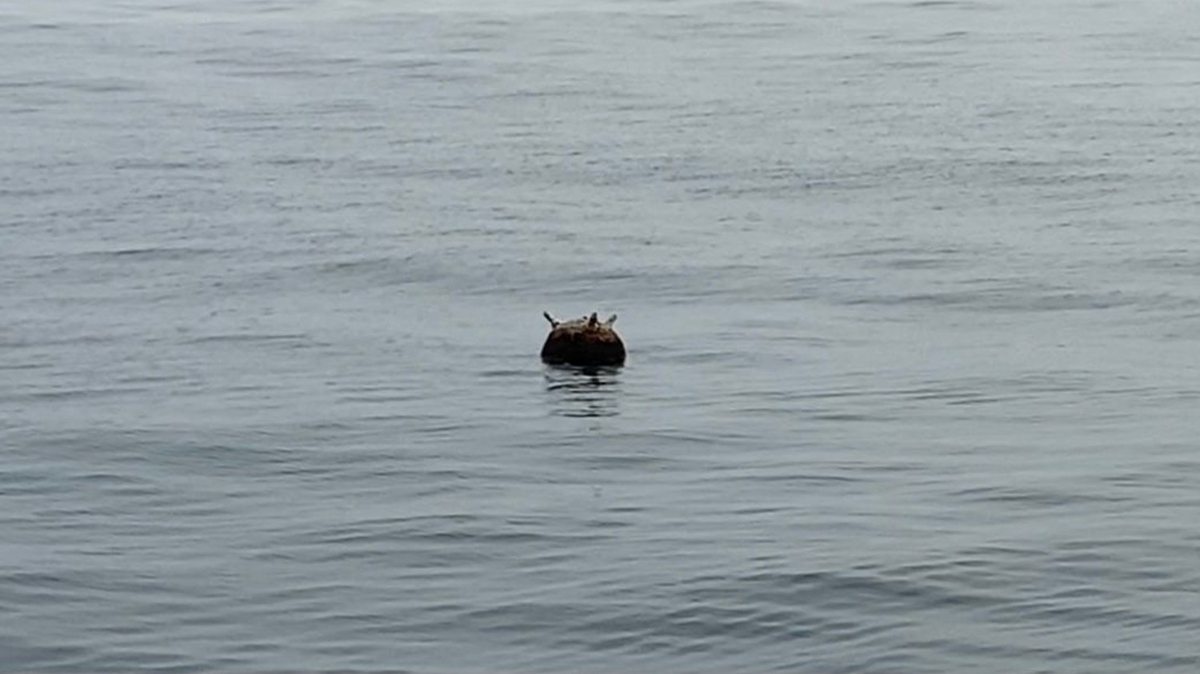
[541,312,626,367]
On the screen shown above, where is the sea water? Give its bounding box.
[3,1,1199,671]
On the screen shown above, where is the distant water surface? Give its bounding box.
[3,0,1199,672]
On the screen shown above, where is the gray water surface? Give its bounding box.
[3,0,1199,672]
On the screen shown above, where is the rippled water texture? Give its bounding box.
[3,0,1199,671]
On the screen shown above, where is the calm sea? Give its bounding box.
[3,0,1199,671]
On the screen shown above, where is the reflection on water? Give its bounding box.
[543,365,623,418]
